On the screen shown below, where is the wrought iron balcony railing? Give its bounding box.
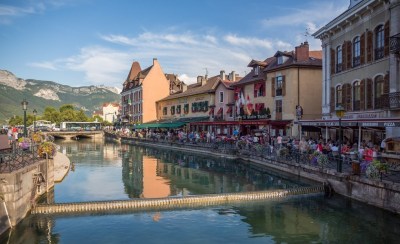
[375,92,400,110]
[353,56,361,67]
[374,47,384,60]
[389,92,400,109]
[390,33,400,54]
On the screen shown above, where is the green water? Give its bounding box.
[1,139,399,243]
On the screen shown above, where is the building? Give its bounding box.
[312,0,400,145]
[92,103,119,123]
[120,58,170,124]
[230,42,322,138]
[151,71,239,133]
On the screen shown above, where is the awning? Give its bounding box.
[217,108,223,114]
[135,122,186,129]
[299,118,400,127]
[226,106,232,113]
[209,108,214,115]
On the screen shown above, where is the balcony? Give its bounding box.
[353,56,360,67]
[390,33,400,54]
[374,47,384,60]
[376,92,400,110]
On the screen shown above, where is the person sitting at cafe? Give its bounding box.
[341,143,350,154]
[363,146,374,162]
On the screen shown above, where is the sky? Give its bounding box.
[0,0,349,89]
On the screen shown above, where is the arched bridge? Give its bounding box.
[42,130,103,140]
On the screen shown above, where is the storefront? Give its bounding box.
[299,118,400,147]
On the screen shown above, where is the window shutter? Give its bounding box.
[271,77,275,97]
[360,33,365,65]
[282,76,286,96]
[366,78,373,109]
[346,41,352,69]
[254,84,257,98]
[330,87,335,113]
[346,84,352,111]
[341,85,346,107]
[342,41,347,71]
[330,48,335,74]
[367,31,373,63]
[384,74,390,94]
[360,79,365,110]
[384,21,390,56]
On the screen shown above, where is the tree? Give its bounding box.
[59,104,75,113]
[75,110,88,122]
[8,115,23,126]
[60,109,76,122]
[43,107,60,125]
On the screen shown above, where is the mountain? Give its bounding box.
[0,70,121,124]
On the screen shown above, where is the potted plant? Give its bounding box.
[365,160,388,179]
[317,153,329,168]
[31,132,43,144]
[18,137,31,150]
[38,141,57,158]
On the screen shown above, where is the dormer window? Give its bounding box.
[253,66,259,76]
[277,56,283,65]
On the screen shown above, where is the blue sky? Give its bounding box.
[0,0,349,89]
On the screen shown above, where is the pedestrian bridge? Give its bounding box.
[43,131,103,140]
[32,185,325,215]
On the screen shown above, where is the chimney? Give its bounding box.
[153,58,158,65]
[220,70,226,80]
[295,42,309,62]
[201,76,207,86]
[229,71,236,81]
[182,83,187,92]
[197,76,203,84]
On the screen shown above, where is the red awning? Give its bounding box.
[209,108,214,115]
[226,106,232,113]
[217,108,223,114]
[234,87,241,93]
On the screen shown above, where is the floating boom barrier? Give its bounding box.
[32,186,325,215]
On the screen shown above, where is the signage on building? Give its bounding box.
[240,114,271,120]
[301,121,400,127]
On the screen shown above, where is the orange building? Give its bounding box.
[120,58,170,124]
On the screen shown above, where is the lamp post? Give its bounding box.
[33,109,37,132]
[21,99,28,137]
[335,105,345,173]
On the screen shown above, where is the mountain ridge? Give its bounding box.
[0,70,121,124]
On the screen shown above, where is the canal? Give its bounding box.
[1,139,400,243]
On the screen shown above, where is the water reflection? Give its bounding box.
[2,139,400,243]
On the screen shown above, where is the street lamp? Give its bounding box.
[33,109,37,132]
[335,105,346,173]
[21,99,28,137]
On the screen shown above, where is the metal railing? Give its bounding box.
[390,33,400,54]
[0,143,42,173]
[105,131,400,184]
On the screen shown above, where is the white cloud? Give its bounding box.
[29,61,58,70]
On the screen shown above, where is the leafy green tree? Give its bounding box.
[75,110,88,122]
[42,107,61,124]
[8,115,23,126]
[89,115,104,123]
[60,109,76,122]
[59,104,75,113]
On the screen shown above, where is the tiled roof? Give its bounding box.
[263,55,322,72]
[309,50,322,59]
[122,62,153,92]
[157,75,221,101]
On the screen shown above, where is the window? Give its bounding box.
[336,85,342,107]
[375,25,384,60]
[163,107,167,115]
[276,76,283,96]
[277,56,283,65]
[353,36,361,67]
[228,106,233,118]
[275,100,282,120]
[170,106,175,115]
[219,91,224,103]
[184,104,189,114]
[336,45,343,72]
[176,105,181,114]
[353,81,360,111]
[254,82,265,97]
[253,66,259,76]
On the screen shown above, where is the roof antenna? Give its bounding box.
[203,68,208,79]
[304,27,311,42]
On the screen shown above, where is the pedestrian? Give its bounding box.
[7,127,13,145]
[277,134,282,149]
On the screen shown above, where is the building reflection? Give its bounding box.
[121,145,312,199]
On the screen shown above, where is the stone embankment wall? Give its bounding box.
[120,136,400,214]
[0,157,55,235]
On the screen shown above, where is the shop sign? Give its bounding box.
[241,115,270,120]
